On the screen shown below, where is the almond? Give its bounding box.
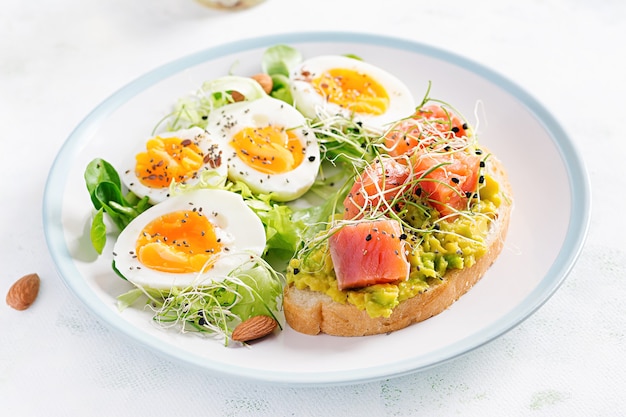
[6,273,40,311]
[230,90,245,102]
[231,315,278,342]
[250,73,273,94]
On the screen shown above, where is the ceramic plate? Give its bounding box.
[43,32,590,386]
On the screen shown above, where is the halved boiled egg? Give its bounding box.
[112,189,266,289]
[207,96,320,202]
[122,127,227,205]
[290,55,416,131]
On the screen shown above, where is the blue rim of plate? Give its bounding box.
[42,31,591,386]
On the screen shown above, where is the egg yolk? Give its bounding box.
[312,68,389,115]
[135,136,205,188]
[135,210,222,274]
[231,125,304,175]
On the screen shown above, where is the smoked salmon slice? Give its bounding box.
[384,104,470,158]
[413,149,481,217]
[343,157,410,220]
[329,219,410,290]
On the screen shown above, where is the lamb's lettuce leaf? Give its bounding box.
[84,158,151,254]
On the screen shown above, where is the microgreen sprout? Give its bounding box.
[307,109,381,167]
[152,75,268,133]
[119,253,283,346]
[291,89,500,280]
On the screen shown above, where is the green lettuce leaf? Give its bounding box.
[116,256,283,345]
[156,75,269,132]
[261,45,302,77]
[84,158,151,253]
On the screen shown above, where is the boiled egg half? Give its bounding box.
[112,189,266,289]
[122,127,227,205]
[207,96,320,202]
[290,55,416,131]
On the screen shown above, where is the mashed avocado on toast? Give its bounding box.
[287,172,504,319]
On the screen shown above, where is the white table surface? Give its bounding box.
[2,0,624,415]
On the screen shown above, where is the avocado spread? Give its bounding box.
[286,173,503,319]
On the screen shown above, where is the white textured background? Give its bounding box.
[1,0,624,415]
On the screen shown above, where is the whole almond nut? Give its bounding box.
[250,73,273,94]
[231,315,278,342]
[231,90,245,102]
[6,273,40,311]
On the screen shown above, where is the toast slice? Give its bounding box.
[283,152,513,336]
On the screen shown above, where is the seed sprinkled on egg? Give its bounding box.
[121,127,227,205]
[112,189,266,289]
[290,55,415,131]
[206,96,320,202]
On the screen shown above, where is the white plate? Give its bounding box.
[43,32,591,386]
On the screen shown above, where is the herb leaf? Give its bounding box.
[84,158,151,253]
[269,73,293,104]
[85,158,122,206]
[261,44,302,77]
[90,208,107,254]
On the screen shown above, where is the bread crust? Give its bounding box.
[283,153,513,336]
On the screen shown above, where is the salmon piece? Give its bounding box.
[413,149,481,217]
[384,104,469,158]
[329,219,410,290]
[343,158,410,220]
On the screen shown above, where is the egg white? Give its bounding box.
[290,55,416,132]
[113,189,266,289]
[206,96,320,202]
[122,127,227,205]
